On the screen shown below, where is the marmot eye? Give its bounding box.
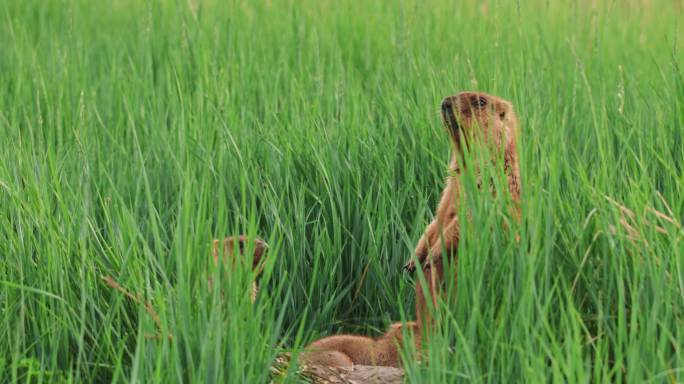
[499,111,506,119]
[472,96,487,108]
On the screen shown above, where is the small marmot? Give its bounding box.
[209,235,269,302]
[300,321,419,367]
[407,92,522,328]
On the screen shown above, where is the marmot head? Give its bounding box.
[213,235,269,274]
[440,92,517,158]
[210,235,269,303]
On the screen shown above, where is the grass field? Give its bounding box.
[2,0,684,382]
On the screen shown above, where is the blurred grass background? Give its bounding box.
[1,0,683,382]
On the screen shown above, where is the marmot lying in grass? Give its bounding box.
[407,92,522,328]
[209,235,269,303]
[300,321,419,367]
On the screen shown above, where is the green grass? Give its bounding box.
[1,0,683,382]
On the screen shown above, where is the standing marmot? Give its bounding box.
[300,92,522,368]
[407,92,521,329]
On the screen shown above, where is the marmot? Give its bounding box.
[300,92,522,367]
[209,235,269,302]
[407,92,522,328]
[300,321,419,367]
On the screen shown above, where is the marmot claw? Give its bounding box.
[403,260,416,273]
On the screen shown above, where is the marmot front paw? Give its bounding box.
[405,238,431,273]
[403,259,417,273]
[404,250,441,273]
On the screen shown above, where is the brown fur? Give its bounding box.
[407,92,522,328]
[209,235,269,302]
[301,322,419,367]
